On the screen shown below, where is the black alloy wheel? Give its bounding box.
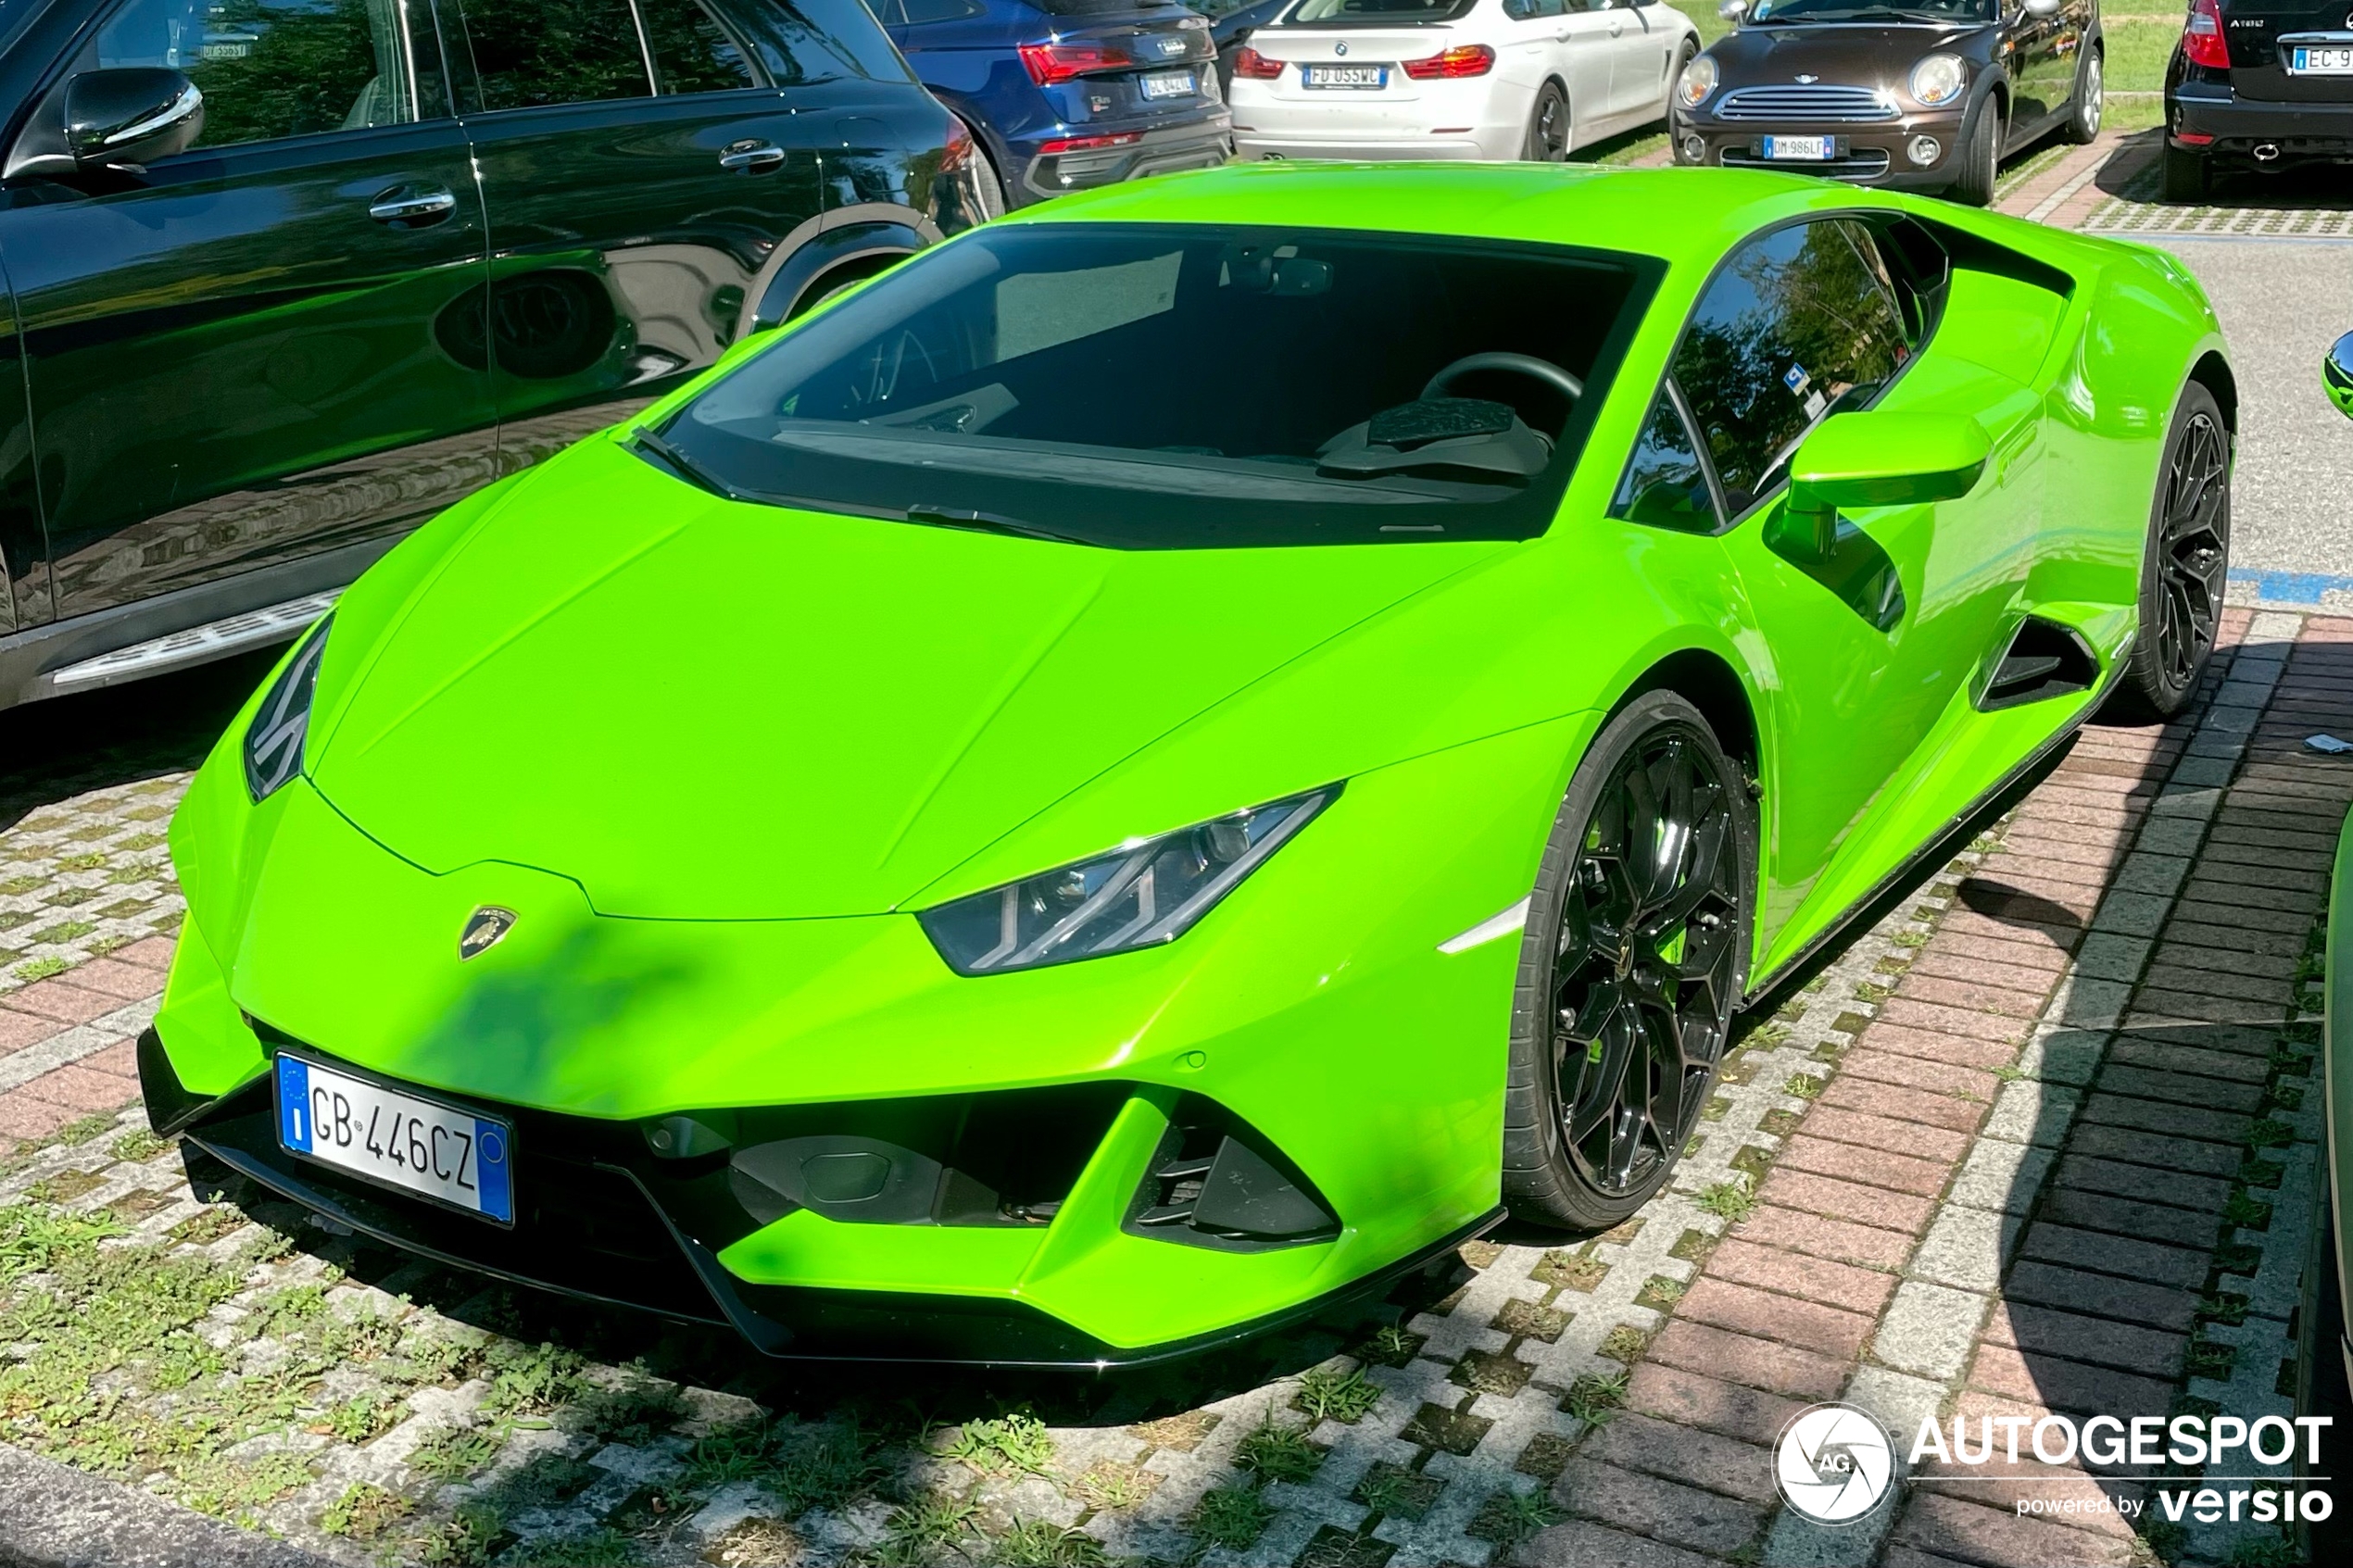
[2111,383,2232,720]
[1505,692,1752,1229]
[1526,82,1570,163]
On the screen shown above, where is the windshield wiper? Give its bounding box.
[904,504,1101,548]
[632,427,743,501]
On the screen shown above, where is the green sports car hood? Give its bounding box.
[305,437,1504,921]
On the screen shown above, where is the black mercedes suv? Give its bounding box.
[0,0,985,713]
[2166,0,2353,197]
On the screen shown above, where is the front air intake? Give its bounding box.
[1124,1096,1340,1252]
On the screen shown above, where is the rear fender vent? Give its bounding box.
[1977,616,2100,711]
[1124,1097,1340,1252]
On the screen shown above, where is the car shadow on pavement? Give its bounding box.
[0,648,280,831]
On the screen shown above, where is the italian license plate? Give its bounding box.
[275,1054,514,1223]
[1303,65,1387,89]
[1142,69,1197,99]
[1761,134,1836,161]
[2290,45,2353,74]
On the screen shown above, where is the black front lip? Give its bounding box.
[146,1030,1501,1368]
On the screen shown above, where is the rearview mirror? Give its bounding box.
[1718,0,1747,19]
[2020,0,2061,15]
[63,69,203,171]
[2326,332,2353,420]
[1768,410,1992,561]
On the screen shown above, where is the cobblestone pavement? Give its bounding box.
[4,611,2347,1567]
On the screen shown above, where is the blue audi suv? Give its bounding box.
[866,0,1234,209]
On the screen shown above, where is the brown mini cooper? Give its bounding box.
[1668,0,2105,205]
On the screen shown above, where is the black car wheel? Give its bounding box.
[1504,692,1752,1230]
[1525,82,1571,162]
[2108,382,2231,720]
[2065,45,2102,145]
[2162,140,2210,204]
[1949,93,2000,207]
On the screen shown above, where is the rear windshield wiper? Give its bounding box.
[631,426,742,501]
[904,504,1101,548]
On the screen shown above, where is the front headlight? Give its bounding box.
[919,786,1338,975]
[1678,54,1719,110]
[244,616,333,803]
[1909,53,1967,108]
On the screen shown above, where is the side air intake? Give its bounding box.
[1125,1096,1340,1252]
[1977,617,2100,712]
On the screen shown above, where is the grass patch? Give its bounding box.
[28,920,97,947]
[1783,1073,1825,1100]
[1469,1487,1563,1546]
[409,1424,505,1483]
[996,1519,1112,1566]
[11,957,69,982]
[1563,1370,1629,1424]
[1234,1419,1323,1484]
[321,1480,410,1539]
[1074,1460,1157,1511]
[1193,1487,1274,1551]
[1295,1366,1382,1424]
[109,1129,169,1162]
[56,1114,118,1147]
[1697,1178,1756,1223]
[944,1409,1055,1475]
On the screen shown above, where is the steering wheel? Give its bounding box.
[1422,352,1584,405]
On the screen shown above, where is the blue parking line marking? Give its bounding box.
[275,1056,311,1153]
[2229,568,2353,607]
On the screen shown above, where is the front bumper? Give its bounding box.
[1671,108,1965,189]
[150,701,1583,1361]
[1017,118,1235,201]
[2171,80,2353,168]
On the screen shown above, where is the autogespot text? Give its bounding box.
[1908,1411,2336,1524]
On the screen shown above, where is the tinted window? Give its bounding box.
[642,0,759,90]
[1282,0,1476,21]
[738,0,912,82]
[461,0,651,111]
[658,223,1654,548]
[82,0,427,147]
[901,0,979,19]
[1611,392,1717,533]
[1671,220,1911,515]
[1750,0,1995,18]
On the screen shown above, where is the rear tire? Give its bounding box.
[2065,46,2102,144]
[1525,82,1571,162]
[2161,141,2210,204]
[1947,94,2000,207]
[2107,381,2231,721]
[1504,693,1754,1231]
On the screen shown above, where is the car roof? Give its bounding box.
[998,161,1881,263]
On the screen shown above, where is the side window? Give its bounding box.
[460,0,653,111]
[727,0,911,84]
[1671,220,1914,516]
[859,0,906,21]
[1611,390,1718,533]
[79,0,429,148]
[641,0,762,91]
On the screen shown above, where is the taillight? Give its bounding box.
[1233,46,1284,80]
[2183,0,2229,70]
[1040,132,1141,155]
[1402,44,1495,80]
[1019,41,1135,85]
[942,115,975,171]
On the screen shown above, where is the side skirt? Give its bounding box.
[1733,646,2131,1029]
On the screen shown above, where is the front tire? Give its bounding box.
[2065,46,2102,144]
[1525,81,1570,162]
[1947,94,2001,207]
[1504,693,1754,1231]
[2108,381,2231,721]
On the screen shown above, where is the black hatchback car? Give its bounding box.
[2166,0,2353,197]
[0,0,978,712]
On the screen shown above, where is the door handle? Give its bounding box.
[720,141,787,172]
[368,186,456,225]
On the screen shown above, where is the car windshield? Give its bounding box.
[1277,0,1477,25]
[1747,0,1995,21]
[657,223,1655,548]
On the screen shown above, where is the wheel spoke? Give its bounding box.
[1570,1008,1639,1144]
[1558,974,1622,1046]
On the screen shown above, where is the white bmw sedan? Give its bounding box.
[1227,0,1699,163]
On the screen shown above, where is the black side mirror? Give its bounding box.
[2326,332,2353,420]
[63,69,204,171]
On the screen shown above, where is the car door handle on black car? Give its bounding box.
[366,186,456,226]
[718,141,787,173]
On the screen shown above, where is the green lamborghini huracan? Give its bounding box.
[141,163,2233,1364]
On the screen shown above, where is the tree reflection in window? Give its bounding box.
[1671,220,1912,516]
